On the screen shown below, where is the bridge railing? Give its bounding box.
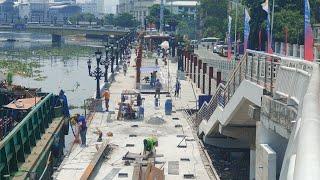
[0,93,58,178]
[190,50,296,128]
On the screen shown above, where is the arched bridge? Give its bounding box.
[184,49,320,180]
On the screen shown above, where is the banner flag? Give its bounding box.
[304,0,314,61]
[228,15,232,61]
[244,8,251,51]
[261,0,273,54]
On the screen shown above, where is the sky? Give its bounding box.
[105,0,118,14]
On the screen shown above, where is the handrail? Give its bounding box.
[293,63,320,179]
[192,49,309,128]
[0,93,53,149]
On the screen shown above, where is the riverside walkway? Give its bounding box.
[53,48,218,179]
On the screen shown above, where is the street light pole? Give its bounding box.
[110,45,114,73]
[87,50,103,99]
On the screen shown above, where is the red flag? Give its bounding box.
[304,0,314,61]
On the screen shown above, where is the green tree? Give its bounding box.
[146,4,178,30]
[114,13,138,27]
[83,13,95,25]
[104,14,115,25]
[199,0,229,38]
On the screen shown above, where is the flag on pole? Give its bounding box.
[304,0,314,61]
[228,15,232,61]
[243,8,251,51]
[261,0,273,54]
[284,27,288,56]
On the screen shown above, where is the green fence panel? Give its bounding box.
[0,93,55,178]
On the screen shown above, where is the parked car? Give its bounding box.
[190,40,198,49]
[200,37,220,48]
[213,44,223,53]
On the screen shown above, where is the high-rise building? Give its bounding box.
[78,0,105,17]
[117,0,198,26]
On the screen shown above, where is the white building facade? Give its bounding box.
[78,0,105,17]
[117,0,198,26]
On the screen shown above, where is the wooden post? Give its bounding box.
[209,67,213,95]
[202,63,207,94]
[198,59,202,88]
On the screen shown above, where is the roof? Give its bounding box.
[4,97,41,110]
[165,1,199,7]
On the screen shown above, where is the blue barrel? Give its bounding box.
[165,99,172,115]
[138,106,144,118]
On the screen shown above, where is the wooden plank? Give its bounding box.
[132,165,141,180]
[80,142,111,180]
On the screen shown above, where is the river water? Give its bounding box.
[0,31,107,114]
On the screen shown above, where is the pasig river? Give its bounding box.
[0,31,112,152]
[0,31,108,114]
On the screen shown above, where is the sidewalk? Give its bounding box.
[54,48,215,180]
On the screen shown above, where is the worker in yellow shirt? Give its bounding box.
[103,90,110,111]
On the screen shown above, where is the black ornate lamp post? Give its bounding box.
[87,50,104,99]
[115,41,119,67]
[110,45,115,73]
[177,42,183,71]
[101,45,111,82]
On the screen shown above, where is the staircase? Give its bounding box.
[190,50,280,129]
[189,49,320,179]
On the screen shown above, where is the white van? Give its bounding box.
[200,37,220,48]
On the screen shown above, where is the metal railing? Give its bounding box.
[190,50,301,128]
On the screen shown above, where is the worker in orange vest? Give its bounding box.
[103,90,110,111]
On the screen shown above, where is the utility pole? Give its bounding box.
[270,0,275,40]
[160,0,164,32]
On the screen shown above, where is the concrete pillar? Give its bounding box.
[208,67,213,95]
[314,46,318,59]
[250,147,256,180]
[189,54,193,79]
[287,43,291,56]
[197,59,202,88]
[185,51,188,76]
[274,42,279,54]
[193,56,198,83]
[256,121,288,179]
[280,42,284,55]
[300,45,304,59]
[52,34,62,45]
[293,44,298,57]
[202,63,207,94]
[217,71,221,87]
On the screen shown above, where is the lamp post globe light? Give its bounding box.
[101,44,111,83]
[87,49,104,99]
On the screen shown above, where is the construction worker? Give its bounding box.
[103,89,110,111]
[123,62,128,76]
[174,80,181,97]
[154,79,162,99]
[143,137,158,156]
[77,114,87,147]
